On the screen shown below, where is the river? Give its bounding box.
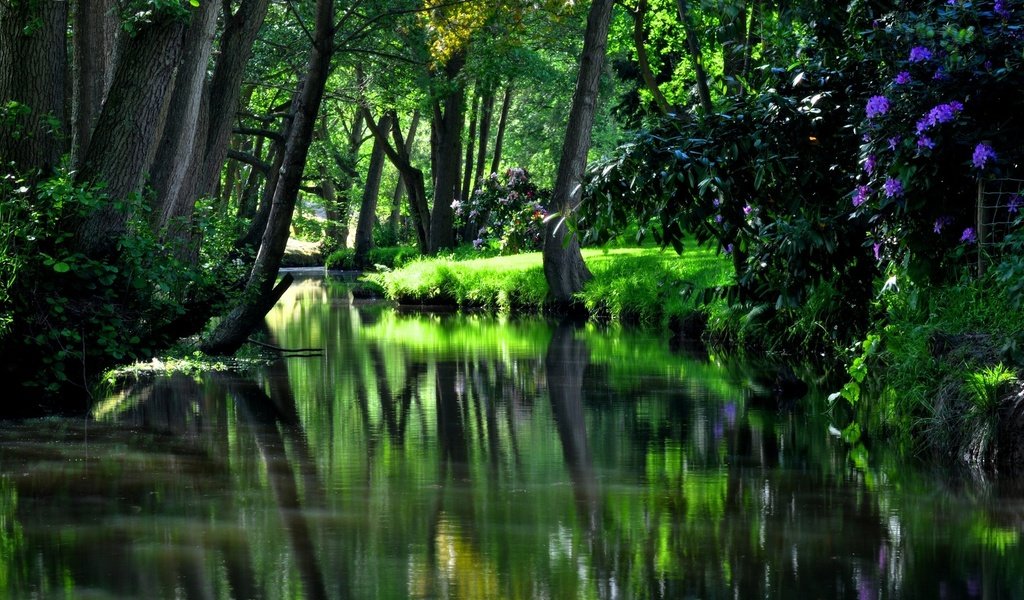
[0,273,1021,598]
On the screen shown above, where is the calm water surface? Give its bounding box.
[1,273,1022,599]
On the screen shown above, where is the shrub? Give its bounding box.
[454,167,549,254]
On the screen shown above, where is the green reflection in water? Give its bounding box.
[0,274,1022,598]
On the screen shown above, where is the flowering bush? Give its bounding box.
[453,167,550,254]
[852,0,1024,278]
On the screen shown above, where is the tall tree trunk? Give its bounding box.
[149,0,220,232]
[74,15,186,259]
[0,0,68,176]
[489,85,513,176]
[238,134,267,219]
[362,106,430,253]
[632,0,670,115]
[543,0,614,304]
[461,91,480,206]
[197,0,272,200]
[354,113,391,266]
[429,54,466,254]
[71,0,118,169]
[388,109,420,236]
[676,0,714,113]
[472,87,494,193]
[202,0,334,355]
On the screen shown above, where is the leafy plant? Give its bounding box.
[454,167,549,254]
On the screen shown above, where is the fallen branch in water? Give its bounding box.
[246,338,323,354]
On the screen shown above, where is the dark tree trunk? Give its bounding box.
[0,0,68,176]
[388,109,420,236]
[354,113,391,266]
[74,16,186,259]
[473,87,495,192]
[543,0,614,304]
[429,54,466,254]
[489,85,513,176]
[362,106,430,253]
[150,0,220,232]
[71,0,118,169]
[325,107,365,250]
[676,0,714,113]
[202,0,334,355]
[632,0,670,115]
[238,103,291,252]
[197,0,272,200]
[461,91,479,205]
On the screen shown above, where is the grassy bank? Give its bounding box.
[369,246,734,330]
[837,271,1024,467]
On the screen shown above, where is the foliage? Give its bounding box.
[851,1,1024,282]
[964,363,1017,413]
[454,167,549,254]
[373,246,733,327]
[325,246,419,271]
[584,60,874,324]
[0,171,240,394]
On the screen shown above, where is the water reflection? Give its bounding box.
[0,274,1022,598]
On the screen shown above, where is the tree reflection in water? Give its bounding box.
[0,276,1021,598]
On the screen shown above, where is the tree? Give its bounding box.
[542,0,615,305]
[202,0,335,355]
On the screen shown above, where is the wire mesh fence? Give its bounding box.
[976,178,1023,274]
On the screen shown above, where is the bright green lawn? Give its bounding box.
[370,246,734,327]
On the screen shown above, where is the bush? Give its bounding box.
[454,167,549,254]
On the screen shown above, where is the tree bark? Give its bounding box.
[632,0,670,115]
[197,0,273,200]
[543,0,614,304]
[71,0,118,169]
[428,53,466,253]
[461,91,480,205]
[354,113,391,266]
[149,0,221,232]
[362,106,430,253]
[0,0,68,176]
[676,0,714,113]
[74,15,186,259]
[388,109,420,236]
[489,85,513,176]
[202,0,334,356]
[473,87,495,193]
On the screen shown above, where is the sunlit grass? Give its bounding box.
[372,245,735,328]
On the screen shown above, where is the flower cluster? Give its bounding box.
[852,0,1018,269]
[453,167,549,254]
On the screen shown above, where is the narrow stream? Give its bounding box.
[0,273,1021,598]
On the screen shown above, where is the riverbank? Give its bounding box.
[368,246,1024,470]
[367,246,734,335]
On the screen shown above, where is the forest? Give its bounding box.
[1,0,1023,459]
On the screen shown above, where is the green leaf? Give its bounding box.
[53,262,70,273]
[189,0,199,5]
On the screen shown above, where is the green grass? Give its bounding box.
[370,245,734,328]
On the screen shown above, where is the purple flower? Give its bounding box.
[873,243,882,261]
[973,143,997,169]
[894,71,912,85]
[888,136,900,150]
[934,216,952,233]
[917,136,935,150]
[715,214,724,223]
[917,101,964,133]
[1009,195,1021,214]
[995,0,1011,18]
[712,198,721,208]
[862,133,872,143]
[909,46,933,62]
[933,67,948,81]
[864,154,877,174]
[961,227,977,244]
[743,204,752,215]
[853,185,872,207]
[724,243,734,254]
[883,177,904,198]
[866,95,890,119]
